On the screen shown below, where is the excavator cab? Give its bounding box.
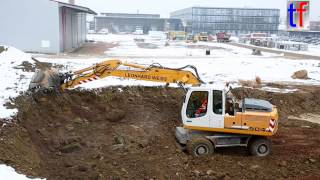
[182,87,225,129]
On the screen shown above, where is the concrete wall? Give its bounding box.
[59,7,86,52]
[0,0,60,53]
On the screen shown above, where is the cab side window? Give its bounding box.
[186,91,209,118]
[213,90,223,115]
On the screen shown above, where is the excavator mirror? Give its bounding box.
[225,82,233,94]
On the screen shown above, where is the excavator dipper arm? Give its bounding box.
[29,59,203,91]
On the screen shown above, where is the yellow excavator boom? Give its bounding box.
[29,59,203,91]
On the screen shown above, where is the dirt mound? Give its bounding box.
[232,87,320,118]
[0,87,319,179]
[292,70,309,79]
[252,49,262,56]
[238,76,262,88]
[0,46,8,54]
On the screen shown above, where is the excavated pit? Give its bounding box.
[0,86,320,179]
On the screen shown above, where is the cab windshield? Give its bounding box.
[186,91,208,118]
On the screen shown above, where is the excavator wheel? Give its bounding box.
[187,137,214,157]
[248,137,271,157]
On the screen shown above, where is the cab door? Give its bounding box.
[182,90,210,128]
[209,90,225,128]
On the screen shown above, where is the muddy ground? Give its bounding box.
[0,86,319,180]
[72,42,119,55]
[31,42,119,60]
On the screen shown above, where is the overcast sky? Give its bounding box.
[61,0,319,20]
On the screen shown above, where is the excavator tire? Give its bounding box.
[187,137,214,157]
[248,137,271,157]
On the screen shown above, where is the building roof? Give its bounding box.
[100,13,160,19]
[288,30,320,33]
[191,6,280,11]
[50,0,97,15]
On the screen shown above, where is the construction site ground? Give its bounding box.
[1,34,320,179]
[0,86,319,180]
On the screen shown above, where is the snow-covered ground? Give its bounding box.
[0,46,34,118]
[1,34,320,119]
[308,45,320,56]
[0,165,43,180]
[87,34,320,84]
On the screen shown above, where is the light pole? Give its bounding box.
[182,20,187,41]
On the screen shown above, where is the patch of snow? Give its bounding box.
[308,45,320,56]
[0,164,44,180]
[260,87,298,93]
[0,46,34,119]
[289,113,320,125]
[230,36,239,42]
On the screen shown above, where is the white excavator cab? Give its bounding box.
[182,87,226,129]
[176,85,279,157]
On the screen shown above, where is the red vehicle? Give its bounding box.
[217,32,231,42]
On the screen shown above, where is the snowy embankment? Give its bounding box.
[0,47,45,179]
[0,165,43,180]
[0,46,43,179]
[0,46,34,119]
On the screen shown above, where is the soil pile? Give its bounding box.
[72,42,119,55]
[291,70,309,80]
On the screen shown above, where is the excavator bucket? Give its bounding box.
[29,69,63,91]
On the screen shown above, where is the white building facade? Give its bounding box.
[0,0,96,53]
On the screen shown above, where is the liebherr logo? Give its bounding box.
[287,0,310,31]
[124,73,168,81]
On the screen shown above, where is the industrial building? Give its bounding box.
[310,21,320,31]
[170,7,280,35]
[288,31,320,45]
[0,0,96,53]
[94,13,184,34]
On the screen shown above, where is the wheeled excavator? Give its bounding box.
[29,59,279,157]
